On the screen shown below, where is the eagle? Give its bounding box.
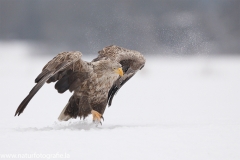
[15,45,145,125]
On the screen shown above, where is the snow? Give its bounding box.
[0,42,240,160]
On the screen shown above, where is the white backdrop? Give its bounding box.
[0,42,239,160]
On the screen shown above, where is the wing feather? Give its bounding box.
[15,51,84,116]
[107,73,135,106]
[15,72,54,116]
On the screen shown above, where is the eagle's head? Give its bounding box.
[93,59,123,77]
[111,61,123,77]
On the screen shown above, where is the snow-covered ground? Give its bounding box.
[0,42,240,160]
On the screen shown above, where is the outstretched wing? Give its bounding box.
[15,51,88,116]
[93,45,146,106]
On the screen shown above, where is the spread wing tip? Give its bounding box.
[14,90,36,116]
[15,98,28,116]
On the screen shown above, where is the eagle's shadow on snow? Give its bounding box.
[14,121,145,131]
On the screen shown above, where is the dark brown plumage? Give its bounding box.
[15,45,145,124]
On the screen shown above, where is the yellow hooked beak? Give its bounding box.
[115,68,124,76]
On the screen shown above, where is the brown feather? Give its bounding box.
[15,46,145,123]
[15,72,54,116]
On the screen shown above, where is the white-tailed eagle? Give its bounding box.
[15,45,145,125]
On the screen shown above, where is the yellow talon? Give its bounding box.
[91,110,102,122]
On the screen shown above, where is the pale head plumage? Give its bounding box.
[92,59,123,77]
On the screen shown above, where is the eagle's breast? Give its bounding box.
[89,71,118,103]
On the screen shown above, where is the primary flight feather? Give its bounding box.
[15,45,145,124]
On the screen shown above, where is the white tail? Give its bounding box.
[58,103,71,121]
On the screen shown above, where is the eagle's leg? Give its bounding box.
[91,110,103,125]
[91,101,107,125]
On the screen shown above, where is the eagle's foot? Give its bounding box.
[91,110,103,125]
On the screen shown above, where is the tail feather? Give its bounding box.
[15,72,53,116]
[58,95,91,121]
[58,103,71,121]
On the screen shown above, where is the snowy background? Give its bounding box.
[0,42,239,159]
[1,0,240,159]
